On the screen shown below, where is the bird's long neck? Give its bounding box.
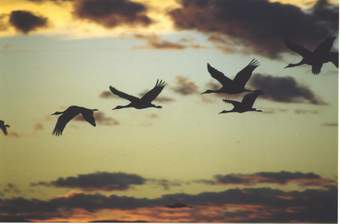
[202,89,221,94]
[52,111,64,115]
[219,110,234,114]
[250,108,262,112]
[151,104,162,109]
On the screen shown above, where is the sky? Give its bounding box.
[0,0,338,222]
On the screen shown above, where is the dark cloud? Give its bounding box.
[73,0,152,28]
[171,76,199,95]
[135,34,187,50]
[74,112,119,126]
[33,172,145,191]
[9,10,48,34]
[249,74,326,105]
[169,0,338,57]
[134,34,205,50]
[0,187,337,222]
[199,171,336,188]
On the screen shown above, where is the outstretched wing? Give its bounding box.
[81,111,97,127]
[141,80,166,103]
[234,59,259,87]
[0,125,8,135]
[241,91,262,108]
[109,86,139,102]
[223,99,241,108]
[328,52,338,67]
[207,63,233,86]
[314,36,336,56]
[285,39,312,57]
[52,111,79,136]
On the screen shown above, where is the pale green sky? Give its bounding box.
[0,33,337,200]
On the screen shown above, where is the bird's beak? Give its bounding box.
[284,65,290,69]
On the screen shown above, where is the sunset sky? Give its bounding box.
[0,0,338,222]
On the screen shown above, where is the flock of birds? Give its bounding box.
[0,36,338,136]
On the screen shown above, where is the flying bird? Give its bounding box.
[220,90,263,114]
[202,59,259,95]
[110,80,166,110]
[285,36,338,74]
[0,120,10,135]
[51,106,98,136]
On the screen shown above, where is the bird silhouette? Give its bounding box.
[285,36,338,74]
[220,90,263,114]
[0,120,10,135]
[110,80,166,110]
[51,106,98,136]
[202,59,259,95]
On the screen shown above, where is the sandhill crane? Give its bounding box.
[0,120,10,135]
[285,36,338,74]
[220,90,263,114]
[202,59,259,95]
[51,106,98,136]
[110,80,166,110]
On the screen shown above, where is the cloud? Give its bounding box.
[249,74,326,105]
[74,112,119,126]
[9,10,48,34]
[322,122,338,127]
[294,109,319,114]
[7,132,22,138]
[99,90,117,99]
[198,171,336,188]
[32,172,146,191]
[171,76,199,95]
[0,187,337,222]
[34,123,44,131]
[169,0,338,57]
[147,179,182,190]
[3,183,21,195]
[73,0,152,28]
[134,34,205,50]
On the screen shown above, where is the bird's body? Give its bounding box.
[51,106,98,136]
[0,120,10,135]
[110,80,166,110]
[220,90,263,114]
[285,36,338,74]
[202,59,259,95]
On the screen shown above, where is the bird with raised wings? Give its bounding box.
[220,90,263,114]
[51,106,98,136]
[202,59,259,95]
[285,36,338,74]
[110,80,166,110]
[0,120,10,136]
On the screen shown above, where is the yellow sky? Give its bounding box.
[0,0,336,38]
